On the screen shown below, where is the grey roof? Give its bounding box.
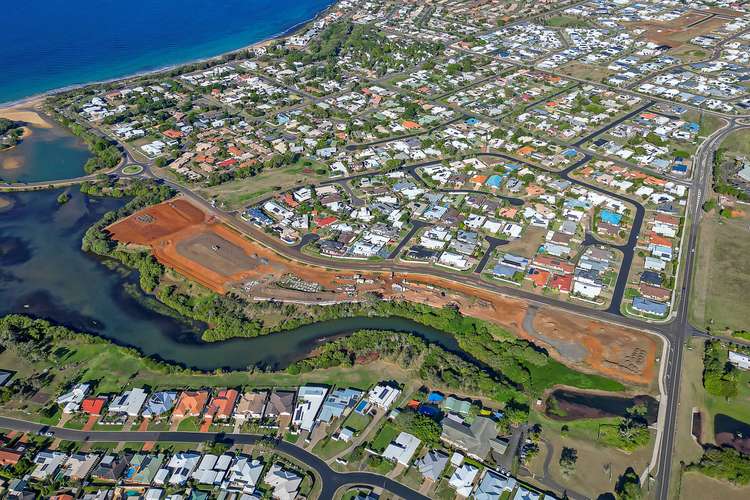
[475,470,517,500]
[416,450,449,481]
[440,416,497,459]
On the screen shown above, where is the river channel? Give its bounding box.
[0,189,460,371]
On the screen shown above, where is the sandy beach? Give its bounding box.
[0,100,51,128]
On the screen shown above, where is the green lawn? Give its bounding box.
[312,436,350,460]
[342,412,371,433]
[398,465,425,489]
[544,16,590,27]
[698,343,750,427]
[196,161,329,210]
[528,359,626,394]
[177,416,201,432]
[370,423,399,453]
[433,478,458,500]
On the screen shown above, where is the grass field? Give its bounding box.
[528,411,655,498]
[690,211,750,333]
[312,435,350,460]
[719,129,750,156]
[679,471,750,500]
[681,110,725,139]
[177,416,200,432]
[544,16,591,28]
[196,161,329,210]
[558,62,614,82]
[671,341,750,498]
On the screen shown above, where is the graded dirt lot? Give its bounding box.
[110,197,659,387]
[108,198,206,244]
[634,11,735,48]
[531,308,658,388]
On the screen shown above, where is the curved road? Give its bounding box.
[0,416,428,500]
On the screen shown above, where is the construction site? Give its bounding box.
[108,197,660,389]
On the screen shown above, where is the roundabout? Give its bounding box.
[121,164,143,175]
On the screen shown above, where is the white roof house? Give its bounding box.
[367,384,401,410]
[292,386,328,432]
[108,388,149,416]
[57,383,90,413]
[449,462,480,497]
[265,463,302,500]
[191,453,232,485]
[63,453,100,481]
[165,452,202,486]
[226,456,264,490]
[382,432,421,466]
[729,351,750,370]
[416,449,449,481]
[30,451,68,481]
[475,470,517,500]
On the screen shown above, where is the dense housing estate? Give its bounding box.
[4,0,750,499]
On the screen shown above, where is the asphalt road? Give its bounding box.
[0,416,428,500]
[652,119,742,500]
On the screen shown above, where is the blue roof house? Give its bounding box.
[486,175,503,189]
[633,297,668,316]
[318,388,363,423]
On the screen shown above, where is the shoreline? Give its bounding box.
[0,0,337,110]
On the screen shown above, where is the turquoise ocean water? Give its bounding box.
[0,0,333,104]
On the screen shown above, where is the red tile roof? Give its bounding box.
[81,397,107,416]
[549,273,572,292]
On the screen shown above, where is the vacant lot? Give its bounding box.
[690,211,750,333]
[527,412,654,499]
[720,129,750,157]
[635,12,731,48]
[107,198,205,245]
[196,161,328,210]
[673,341,750,499]
[175,232,265,277]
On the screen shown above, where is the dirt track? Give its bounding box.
[109,197,658,387]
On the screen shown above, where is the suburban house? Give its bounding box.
[91,454,130,483]
[475,470,517,500]
[382,432,421,466]
[108,388,148,417]
[265,463,302,500]
[204,389,239,422]
[416,449,449,481]
[57,383,90,414]
[729,351,750,370]
[367,384,402,410]
[30,451,68,481]
[449,462,480,496]
[233,391,268,423]
[141,391,178,418]
[292,386,328,432]
[265,391,295,421]
[317,387,363,423]
[171,390,210,421]
[440,415,498,460]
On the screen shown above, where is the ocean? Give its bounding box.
[0,0,334,105]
